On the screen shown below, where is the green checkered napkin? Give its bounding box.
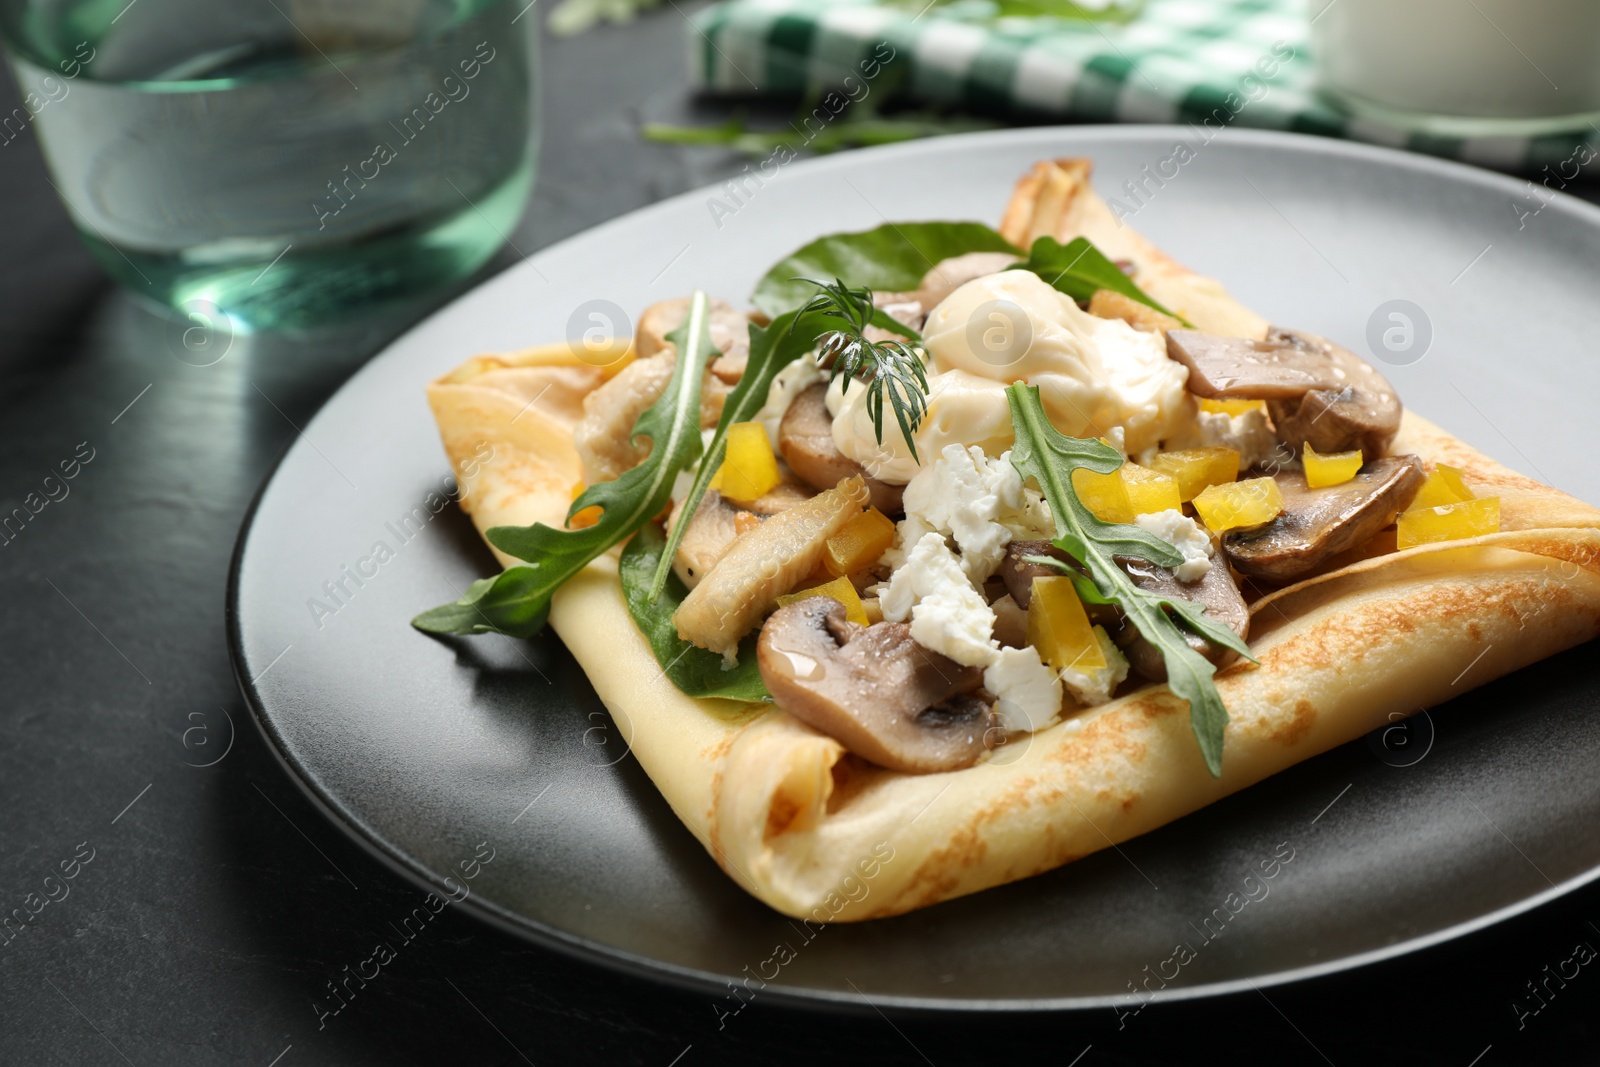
[688,0,1597,174]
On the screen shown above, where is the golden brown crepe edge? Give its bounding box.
[418,162,1600,921]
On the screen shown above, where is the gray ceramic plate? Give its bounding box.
[229,126,1600,1010]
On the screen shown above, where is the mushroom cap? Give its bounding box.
[1116,556,1250,682]
[1262,328,1402,461]
[778,383,905,515]
[758,598,994,775]
[1165,329,1349,398]
[1223,454,1426,582]
[1166,327,1402,461]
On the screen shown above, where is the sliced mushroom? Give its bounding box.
[1263,328,1402,460]
[674,476,869,661]
[997,540,1122,630]
[1165,329,1347,398]
[863,297,927,346]
[758,598,994,774]
[1115,557,1250,682]
[573,352,731,484]
[990,593,1029,649]
[1223,455,1425,581]
[636,295,753,385]
[1088,289,1182,334]
[667,482,818,589]
[1165,326,1402,459]
[911,252,1022,312]
[778,383,905,514]
[998,539,1067,610]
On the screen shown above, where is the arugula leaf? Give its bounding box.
[1005,383,1253,776]
[649,279,927,598]
[622,524,770,701]
[647,303,835,598]
[1011,236,1189,325]
[408,565,553,638]
[752,222,1021,318]
[412,292,720,637]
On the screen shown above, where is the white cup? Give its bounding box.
[1311,0,1600,134]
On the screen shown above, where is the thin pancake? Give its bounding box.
[425,165,1600,921]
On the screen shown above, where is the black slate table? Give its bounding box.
[2,10,1598,1065]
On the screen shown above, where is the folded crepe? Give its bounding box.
[426,160,1600,922]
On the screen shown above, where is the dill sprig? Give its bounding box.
[795,279,930,461]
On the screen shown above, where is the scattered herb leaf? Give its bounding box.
[799,279,929,460]
[623,524,771,701]
[411,292,719,637]
[1011,235,1189,325]
[884,0,1144,23]
[1005,383,1254,776]
[643,111,1000,157]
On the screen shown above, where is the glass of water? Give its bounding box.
[0,0,537,330]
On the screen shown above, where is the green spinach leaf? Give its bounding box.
[623,523,770,702]
[1012,235,1189,325]
[751,222,1020,318]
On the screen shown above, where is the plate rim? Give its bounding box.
[228,123,1600,1013]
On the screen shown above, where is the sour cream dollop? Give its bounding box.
[830,270,1194,484]
[828,368,1014,485]
[924,270,1191,451]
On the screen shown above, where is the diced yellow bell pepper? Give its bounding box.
[1072,468,1131,524]
[823,507,896,577]
[1199,397,1267,417]
[1396,497,1500,549]
[1148,447,1241,502]
[1072,462,1181,523]
[1123,463,1182,517]
[713,422,782,504]
[1409,464,1475,510]
[568,482,602,529]
[1303,441,1364,488]
[1027,575,1105,673]
[1193,476,1284,532]
[775,574,869,626]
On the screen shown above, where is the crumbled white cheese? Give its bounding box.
[1059,625,1131,708]
[753,351,825,449]
[879,532,997,667]
[1134,509,1214,582]
[984,646,1063,733]
[1193,407,1277,469]
[899,444,1026,583]
[883,444,1055,579]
